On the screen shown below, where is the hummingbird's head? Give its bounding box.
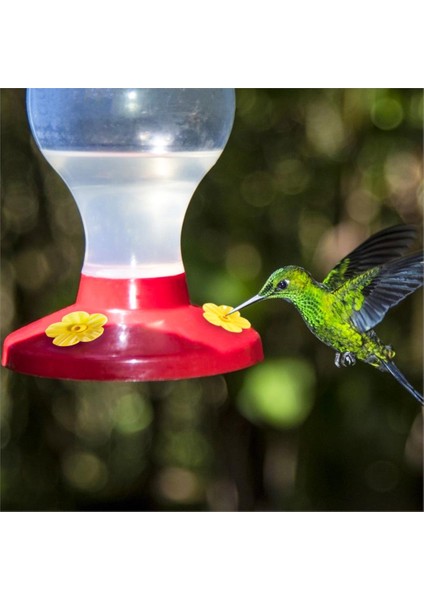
[228,266,311,314]
[258,266,312,300]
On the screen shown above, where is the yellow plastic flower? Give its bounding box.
[45,311,108,347]
[202,303,251,333]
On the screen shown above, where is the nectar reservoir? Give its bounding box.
[27,89,233,278]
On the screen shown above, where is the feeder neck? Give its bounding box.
[76,273,190,310]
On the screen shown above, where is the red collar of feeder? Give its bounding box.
[76,273,190,310]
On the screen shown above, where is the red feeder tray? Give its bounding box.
[2,273,263,381]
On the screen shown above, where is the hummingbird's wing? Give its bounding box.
[338,252,423,333]
[322,225,418,290]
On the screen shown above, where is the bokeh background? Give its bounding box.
[1,88,422,511]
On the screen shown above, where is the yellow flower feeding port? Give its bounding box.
[45,312,108,347]
[202,304,251,333]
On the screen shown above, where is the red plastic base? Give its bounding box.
[2,273,263,381]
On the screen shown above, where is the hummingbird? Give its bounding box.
[229,224,423,405]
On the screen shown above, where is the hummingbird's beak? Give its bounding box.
[227,295,264,315]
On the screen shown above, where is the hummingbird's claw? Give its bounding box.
[335,351,356,368]
[341,352,356,367]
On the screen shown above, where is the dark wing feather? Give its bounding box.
[345,252,423,332]
[323,225,418,290]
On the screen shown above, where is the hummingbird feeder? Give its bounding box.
[2,89,263,381]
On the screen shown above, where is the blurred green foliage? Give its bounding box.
[238,358,315,428]
[1,88,422,511]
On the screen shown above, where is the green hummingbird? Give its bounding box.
[229,224,423,405]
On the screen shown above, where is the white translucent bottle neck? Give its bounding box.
[44,150,221,278]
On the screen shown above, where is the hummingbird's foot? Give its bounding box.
[335,351,356,368]
[341,351,356,367]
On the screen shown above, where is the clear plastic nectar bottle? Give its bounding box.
[27,89,236,278]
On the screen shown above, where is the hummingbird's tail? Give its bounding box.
[382,360,423,405]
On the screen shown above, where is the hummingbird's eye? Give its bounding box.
[277,279,289,290]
